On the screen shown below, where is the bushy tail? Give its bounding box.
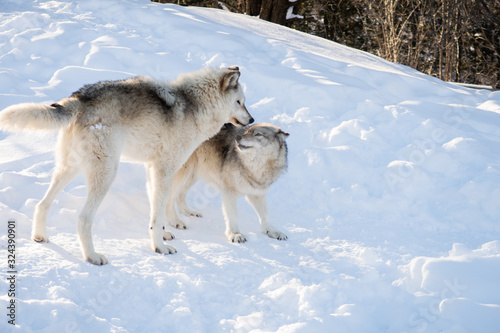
[0,99,78,132]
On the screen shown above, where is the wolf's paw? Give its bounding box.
[32,233,49,243]
[229,233,247,243]
[154,243,177,255]
[179,207,202,218]
[186,210,202,218]
[169,219,186,230]
[174,222,186,229]
[163,230,175,241]
[266,230,288,241]
[86,252,108,265]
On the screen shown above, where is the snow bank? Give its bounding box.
[1,0,500,332]
[396,241,500,333]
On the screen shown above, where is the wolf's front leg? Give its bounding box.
[221,190,246,243]
[147,163,177,255]
[246,194,287,241]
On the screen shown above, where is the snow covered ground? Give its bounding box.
[1,0,500,332]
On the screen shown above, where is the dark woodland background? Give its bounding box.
[152,0,500,89]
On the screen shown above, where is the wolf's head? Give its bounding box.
[236,123,289,154]
[220,67,253,127]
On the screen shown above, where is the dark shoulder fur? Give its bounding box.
[208,123,243,161]
[200,123,245,172]
[71,78,128,101]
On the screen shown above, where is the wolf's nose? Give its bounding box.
[249,117,254,124]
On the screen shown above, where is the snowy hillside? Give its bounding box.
[1,0,500,332]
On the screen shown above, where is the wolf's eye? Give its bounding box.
[255,133,263,137]
[237,100,241,105]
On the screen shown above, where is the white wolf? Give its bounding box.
[165,122,289,243]
[0,66,253,265]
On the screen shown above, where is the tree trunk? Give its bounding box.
[260,0,289,25]
[246,0,262,16]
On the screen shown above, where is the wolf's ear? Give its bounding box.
[278,129,290,139]
[220,67,240,91]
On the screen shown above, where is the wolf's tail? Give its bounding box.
[0,98,79,132]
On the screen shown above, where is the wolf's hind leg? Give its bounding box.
[163,167,186,232]
[148,162,177,255]
[166,161,200,232]
[176,167,202,219]
[221,190,246,243]
[165,170,187,230]
[32,131,79,243]
[32,164,78,242]
[78,154,119,265]
[77,129,124,265]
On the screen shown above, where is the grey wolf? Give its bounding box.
[0,66,253,265]
[165,122,289,243]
